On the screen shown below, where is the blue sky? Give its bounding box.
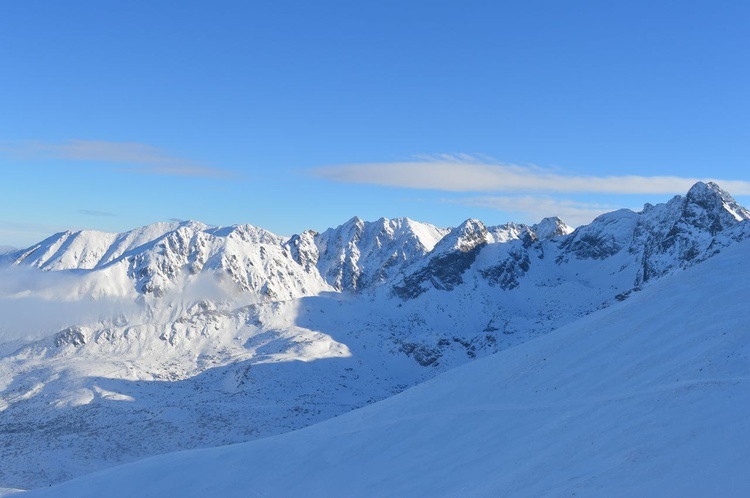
[1,0,748,247]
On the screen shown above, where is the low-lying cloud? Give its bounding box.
[0,267,132,343]
[0,266,254,344]
[0,296,133,344]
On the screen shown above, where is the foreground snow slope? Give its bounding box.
[29,238,750,497]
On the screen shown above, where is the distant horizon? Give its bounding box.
[3,179,749,250]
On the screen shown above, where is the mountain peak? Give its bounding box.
[443,219,489,253]
[684,181,750,224]
[314,216,447,291]
[686,181,726,202]
[345,215,365,227]
[532,217,574,240]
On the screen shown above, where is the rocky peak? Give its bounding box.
[485,222,534,244]
[392,220,489,299]
[682,181,750,233]
[633,182,750,285]
[314,216,447,292]
[532,217,574,240]
[434,219,489,254]
[685,181,727,205]
[341,216,366,237]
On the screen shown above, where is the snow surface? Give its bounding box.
[2,182,750,490]
[26,236,750,497]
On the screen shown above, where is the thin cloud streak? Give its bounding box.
[1,139,231,178]
[313,155,750,195]
[448,196,625,228]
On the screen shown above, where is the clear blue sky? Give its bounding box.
[1,0,748,247]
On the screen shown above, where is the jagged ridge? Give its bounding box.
[2,181,750,490]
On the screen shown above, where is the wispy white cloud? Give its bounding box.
[0,266,139,343]
[313,154,750,195]
[1,139,231,178]
[447,196,625,228]
[0,267,248,344]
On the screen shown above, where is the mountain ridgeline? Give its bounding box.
[2,181,750,489]
[5,182,749,302]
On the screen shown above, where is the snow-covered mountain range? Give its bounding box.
[1,181,749,491]
[27,224,750,497]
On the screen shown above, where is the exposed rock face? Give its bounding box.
[389,182,750,301]
[634,182,750,285]
[393,219,490,298]
[558,210,640,262]
[314,216,447,292]
[54,327,86,348]
[480,245,531,290]
[285,230,319,273]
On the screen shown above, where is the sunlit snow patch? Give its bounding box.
[249,327,351,364]
[51,388,95,408]
[92,385,135,402]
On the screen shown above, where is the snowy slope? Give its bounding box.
[27,235,750,497]
[2,182,750,490]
